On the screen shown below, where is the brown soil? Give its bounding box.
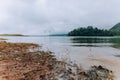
[0,41,56,80]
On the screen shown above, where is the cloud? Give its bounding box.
[0,0,120,34]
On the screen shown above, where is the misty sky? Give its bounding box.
[0,0,120,35]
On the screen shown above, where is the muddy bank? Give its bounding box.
[0,41,114,80]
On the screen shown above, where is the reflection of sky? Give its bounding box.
[1,36,120,49]
[1,36,120,48]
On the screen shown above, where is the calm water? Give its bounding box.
[1,36,120,79]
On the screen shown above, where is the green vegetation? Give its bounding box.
[110,23,120,35]
[68,22,120,36]
[110,23,120,31]
[68,26,114,36]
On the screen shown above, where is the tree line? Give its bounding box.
[68,26,114,36]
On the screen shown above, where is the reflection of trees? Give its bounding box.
[110,38,120,44]
[70,37,120,49]
[110,38,120,49]
[71,38,110,43]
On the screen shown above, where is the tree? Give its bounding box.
[68,26,114,36]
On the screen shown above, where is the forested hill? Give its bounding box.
[110,23,120,35]
[68,26,114,36]
[110,23,120,31]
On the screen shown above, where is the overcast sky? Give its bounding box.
[0,0,120,35]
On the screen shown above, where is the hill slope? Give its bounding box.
[110,23,120,35]
[110,23,120,31]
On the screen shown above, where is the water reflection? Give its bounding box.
[71,37,110,43]
[1,36,120,49]
[70,37,120,48]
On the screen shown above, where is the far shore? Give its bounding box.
[0,38,7,40]
[0,34,24,36]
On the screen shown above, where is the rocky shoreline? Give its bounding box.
[0,41,114,80]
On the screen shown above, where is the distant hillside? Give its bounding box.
[49,34,67,36]
[110,23,120,35]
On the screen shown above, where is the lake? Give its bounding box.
[1,36,120,79]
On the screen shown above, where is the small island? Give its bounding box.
[0,34,24,36]
[0,38,7,40]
